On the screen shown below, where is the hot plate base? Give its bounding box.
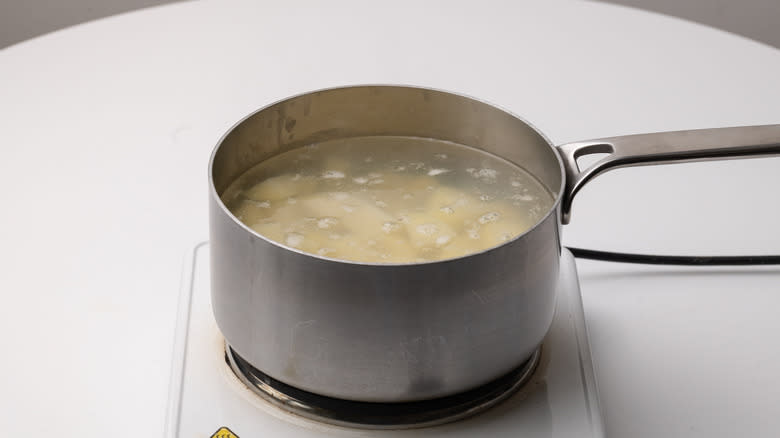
[165,243,604,437]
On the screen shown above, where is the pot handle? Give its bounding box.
[556,124,780,224]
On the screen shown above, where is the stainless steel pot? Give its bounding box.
[209,85,780,403]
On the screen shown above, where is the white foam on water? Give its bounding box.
[466,168,498,182]
[510,193,535,202]
[382,222,400,233]
[251,200,271,208]
[285,233,304,247]
[416,224,438,235]
[317,217,338,229]
[435,235,452,246]
[322,170,345,179]
[478,212,500,224]
[317,247,335,256]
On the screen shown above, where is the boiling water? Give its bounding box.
[221,136,554,263]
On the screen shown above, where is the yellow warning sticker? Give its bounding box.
[210,426,239,438]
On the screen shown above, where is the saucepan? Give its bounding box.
[209,85,780,404]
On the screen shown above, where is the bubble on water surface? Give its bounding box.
[317,247,335,256]
[466,168,498,182]
[435,235,452,246]
[382,222,400,233]
[416,224,438,235]
[510,193,535,202]
[478,212,500,224]
[317,217,338,229]
[286,233,304,247]
[322,170,345,179]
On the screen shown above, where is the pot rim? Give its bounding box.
[208,84,566,267]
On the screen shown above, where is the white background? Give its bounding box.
[1,1,779,437]
[2,0,780,49]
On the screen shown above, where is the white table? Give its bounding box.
[1,1,778,436]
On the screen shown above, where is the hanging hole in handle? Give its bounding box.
[575,152,612,172]
[559,141,618,224]
[573,143,616,172]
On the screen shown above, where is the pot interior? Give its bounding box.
[210,86,564,207]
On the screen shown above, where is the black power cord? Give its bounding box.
[567,247,780,266]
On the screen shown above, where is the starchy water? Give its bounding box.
[221,136,554,263]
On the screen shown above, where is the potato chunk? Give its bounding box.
[244,174,314,201]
